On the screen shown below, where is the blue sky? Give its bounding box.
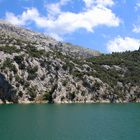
[0,0,140,53]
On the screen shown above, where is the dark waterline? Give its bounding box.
[0,103,140,140]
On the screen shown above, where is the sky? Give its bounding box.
[0,0,140,53]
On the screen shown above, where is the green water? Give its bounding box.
[0,104,140,140]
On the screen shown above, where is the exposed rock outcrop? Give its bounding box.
[0,74,17,103]
[0,20,140,104]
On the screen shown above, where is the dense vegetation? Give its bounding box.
[88,49,140,87]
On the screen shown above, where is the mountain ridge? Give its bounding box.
[0,20,140,104]
[0,20,101,58]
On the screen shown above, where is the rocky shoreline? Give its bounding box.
[1,99,140,104]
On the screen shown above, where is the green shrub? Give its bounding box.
[15,74,21,82]
[27,66,38,80]
[0,46,20,54]
[94,80,101,90]
[28,86,37,101]
[14,55,26,69]
[2,58,17,74]
[62,80,68,86]
[68,92,76,101]
[72,71,85,79]
[43,91,53,103]
[27,46,46,58]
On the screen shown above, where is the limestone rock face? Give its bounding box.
[0,74,17,103]
[0,20,140,103]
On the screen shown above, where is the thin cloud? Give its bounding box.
[83,0,114,8]
[133,24,140,33]
[135,2,140,11]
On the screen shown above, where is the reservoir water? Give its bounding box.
[0,103,140,140]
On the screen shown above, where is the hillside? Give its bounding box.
[88,50,140,102]
[0,20,140,104]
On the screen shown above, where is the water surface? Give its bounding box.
[0,103,140,140]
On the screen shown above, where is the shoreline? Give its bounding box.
[0,99,140,104]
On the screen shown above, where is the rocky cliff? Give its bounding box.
[0,20,140,104]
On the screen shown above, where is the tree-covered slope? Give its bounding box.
[88,50,140,86]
